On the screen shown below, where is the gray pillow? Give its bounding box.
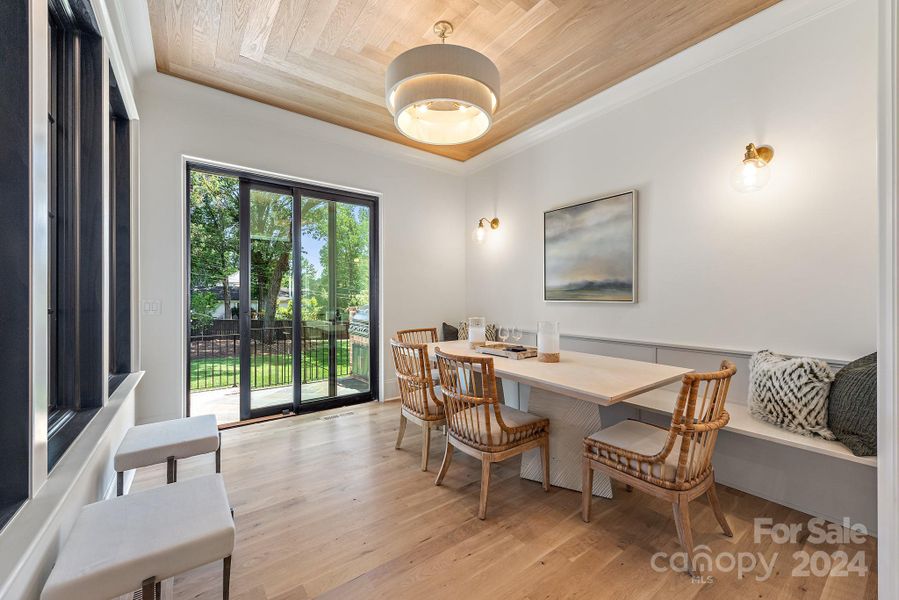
[748,350,835,439]
[441,322,459,341]
[827,353,877,456]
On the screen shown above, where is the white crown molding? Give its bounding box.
[138,71,468,177]
[460,0,857,175]
[107,0,856,177]
[113,1,469,176]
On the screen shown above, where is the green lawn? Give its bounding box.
[190,346,350,391]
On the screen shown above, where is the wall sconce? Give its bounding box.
[731,143,774,193]
[475,217,500,242]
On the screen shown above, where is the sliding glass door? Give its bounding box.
[241,183,296,418]
[188,164,377,424]
[299,195,372,404]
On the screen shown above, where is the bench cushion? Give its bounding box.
[42,474,234,600]
[115,415,219,472]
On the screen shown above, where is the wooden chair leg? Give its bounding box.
[216,432,222,474]
[435,440,453,485]
[581,459,593,522]
[395,413,407,449]
[478,460,492,520]
[707,481,733,537]
[672,498,695,575]
[223,555,231,600]
[421,424,432,471]
[540,439,550,492]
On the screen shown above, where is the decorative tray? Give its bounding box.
[475,342,537,360]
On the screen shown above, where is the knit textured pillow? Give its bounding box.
[456,322,498,341]
[748,350,836,439]
[827,353,877,456]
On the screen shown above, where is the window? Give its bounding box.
[47,1,106,470]
[0,0,133,531]
[108,69,131,395]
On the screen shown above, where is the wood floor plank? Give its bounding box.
[130,401,877,599]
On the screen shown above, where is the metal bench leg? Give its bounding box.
[223,555,232,600]
[116,471,124,496]
[216,432,222,474]
[141,576,157,600]
[166,456,177,484]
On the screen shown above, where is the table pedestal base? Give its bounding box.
[504,381,612,498]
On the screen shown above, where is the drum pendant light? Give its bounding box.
[385,21,500,146]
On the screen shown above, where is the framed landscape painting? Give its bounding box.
[544,190,637,302]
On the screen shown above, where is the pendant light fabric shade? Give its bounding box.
[385,44,500,145]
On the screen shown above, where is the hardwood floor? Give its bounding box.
[131,401,877,599]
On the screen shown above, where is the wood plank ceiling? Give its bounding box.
[147,0,781,161]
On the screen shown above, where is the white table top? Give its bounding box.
[427,340,693,406]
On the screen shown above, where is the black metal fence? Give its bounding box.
[189,319,354,392]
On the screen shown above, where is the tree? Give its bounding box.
[319,203,369,315]
[190,291,219,331]
[249,192,292,342]
[189,172,239,326]
[188,179,370,338]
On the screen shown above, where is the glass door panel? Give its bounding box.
[335,202,371,397]
[187,170,241,425]
[298,197,372,403]
[245,186,295,416]
[299,197,331,402]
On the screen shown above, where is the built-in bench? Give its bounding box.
[625,388,876,467]
[510,330,878,532]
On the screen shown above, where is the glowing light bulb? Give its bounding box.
[476,223,486,242]
[731,157,771,192]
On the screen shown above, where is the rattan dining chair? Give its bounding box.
[396,327,439,375]
[582,360,737,576]
[395,327,439,345]
[391,338,446,471]
[434,348,550,520]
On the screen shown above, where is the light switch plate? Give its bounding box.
[142,300,162,315]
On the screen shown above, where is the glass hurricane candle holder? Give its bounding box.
[537,321,560,363]
[468,316,487,348]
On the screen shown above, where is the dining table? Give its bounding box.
[427,340,693,498]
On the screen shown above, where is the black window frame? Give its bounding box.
[47,0,105,470]
[0,0,34,530]
[108,68,131,395]
[185,162,381,422]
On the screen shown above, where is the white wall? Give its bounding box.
[136,73,468,423]
[465,0,877,363]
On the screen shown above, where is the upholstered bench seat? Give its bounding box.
[115,414,220,494]
[42,474,235,600]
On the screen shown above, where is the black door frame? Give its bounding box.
[186,162,380,423]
